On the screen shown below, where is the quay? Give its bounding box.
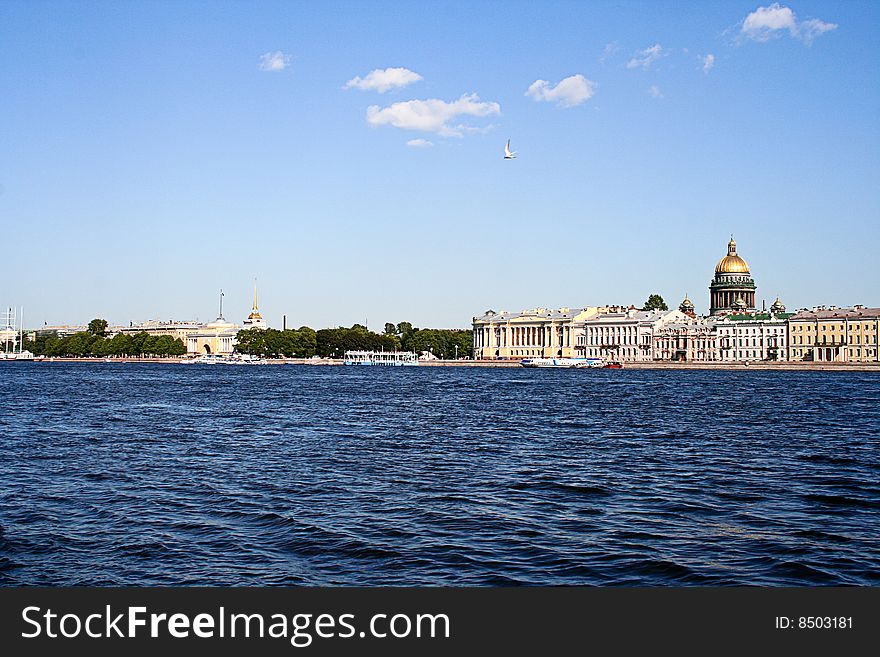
[14,358,880,371]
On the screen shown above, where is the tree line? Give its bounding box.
[26,330,186,357]
[237,322,473,359]
[21,318,473,359]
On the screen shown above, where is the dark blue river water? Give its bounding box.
[1,363,878,586]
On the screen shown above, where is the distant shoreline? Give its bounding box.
[9,357,880,371]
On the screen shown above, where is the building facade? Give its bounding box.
[713,311,790,362]
[788,307,880,362]
[118,320,201,343]
[578,308,691,362]
[186,317,239,355]
[472,307,605,359]
[654,316,720,362]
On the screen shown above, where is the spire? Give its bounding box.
[252,278,259,312]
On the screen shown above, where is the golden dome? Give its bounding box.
[715,238,750,274]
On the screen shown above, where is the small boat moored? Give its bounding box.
[521,357,603,368]
[344,351,419,366]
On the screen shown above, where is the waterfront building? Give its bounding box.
[472,307,606,359]
[788,306,880,362]
[578,308,692,362]
[713,308,791,362]
[186,317,239,355]
[186,290,240,355]
[710,237,756,316]
[654,299,791,362]
[653,316,720,362]
[35,324,87,338]
[119,320,201,343]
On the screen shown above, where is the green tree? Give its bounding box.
[87,318,109,337]
[109,333,131,356]
[128,331,149,357]
[642,294,668,311]
[91,337,110,357]
[298,326,317,357]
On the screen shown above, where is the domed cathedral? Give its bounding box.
[710,237,756,316]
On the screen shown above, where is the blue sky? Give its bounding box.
[2,1,877,329]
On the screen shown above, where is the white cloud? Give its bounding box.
[259,51,291,71]
[525,74,597,108]
[799,18,838,45]
[627,43,665,70]
[649,85,663,99]
[600,42,619,63]
[701,53,716,73]
[366,93,500,137]
[344,67,423,93]
[739,4,837,44]
[742,3,797,41]
[406,139,434,148]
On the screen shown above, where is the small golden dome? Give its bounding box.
[248,311,263,320]
[715,237,750,274]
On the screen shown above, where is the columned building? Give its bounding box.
[788,306,880,362]
[578,308,690,362]
[655,295,792,362]
[710,238,756,315]
[472,307,606,360]
[713,311,790,362]
[186,290,240,355]
[186,317,239,355]
[654,317,720,362]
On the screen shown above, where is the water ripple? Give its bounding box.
[0,363,878,586]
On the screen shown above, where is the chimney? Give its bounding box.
[283,314,287,331]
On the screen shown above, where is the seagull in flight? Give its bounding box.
[504,139,517,159]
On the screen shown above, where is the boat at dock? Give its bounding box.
[521,357,600,368]
[520,357,621,369]
[344,351,419,366]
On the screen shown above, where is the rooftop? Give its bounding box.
[790,307,880,320]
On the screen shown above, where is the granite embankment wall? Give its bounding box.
[20,358,880,371]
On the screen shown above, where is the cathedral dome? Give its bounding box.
[715,238,750,274]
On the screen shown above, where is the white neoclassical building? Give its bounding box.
[713,313,789,362]
[653,297,791,362]
[578,308,692,362]
[472,307,608,360]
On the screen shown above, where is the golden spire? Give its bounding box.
[247,278,263,321]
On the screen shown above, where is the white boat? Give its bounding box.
[193,354,225,364]
[344,350,419,366]
[520,357,604,368]
[223,354,267,365]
